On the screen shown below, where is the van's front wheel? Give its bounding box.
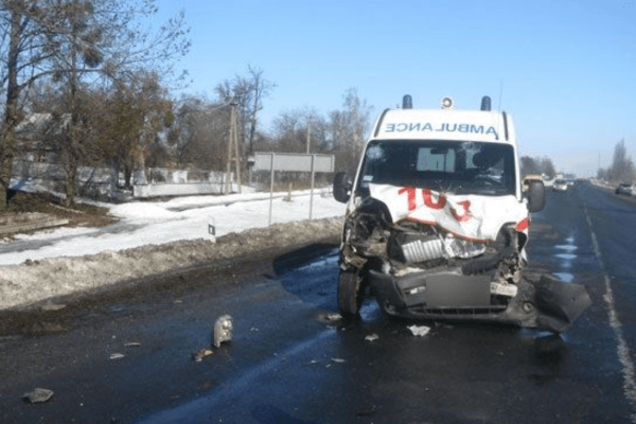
[338,269,364,317]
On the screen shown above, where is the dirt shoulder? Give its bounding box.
[0,190,116,242]
[0,217,343,312]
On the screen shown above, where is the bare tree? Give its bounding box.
[272,107,326,154]
[244,65,275,155]
[328,87,372,174]
[539,157,556,179]
[45,1,189,204]
[521,155,557,178]
[605,139,635,182]
[215,65,275,157]
[89,73,172,189]
[520,156,541,177]
[42,0,107,205]
[0,0,190,207]
[92,85,142,188]
[168,95,227,171]
[0,0,46,211]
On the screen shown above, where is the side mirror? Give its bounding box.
[333,172,353,203]
[523,177,545,213]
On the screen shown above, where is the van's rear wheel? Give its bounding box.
[338,269,364,316]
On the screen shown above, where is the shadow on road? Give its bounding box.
[273,243,340,312]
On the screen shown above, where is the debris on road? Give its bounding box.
[213,315,233,348]
[325,313,342,322]
[192,348,214,362]
[22,388,54,404]
[40,303,66,312]
[317,312,343,325]
[365,333,379,342]
[408,325,431,337]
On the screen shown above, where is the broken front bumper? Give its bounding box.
[368,268,592,333]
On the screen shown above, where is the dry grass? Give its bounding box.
[2,190,116,230]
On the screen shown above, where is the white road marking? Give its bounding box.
[584,205,636,422]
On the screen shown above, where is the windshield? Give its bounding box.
[357,140,516,196]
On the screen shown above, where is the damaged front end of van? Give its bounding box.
[336,189,591,333]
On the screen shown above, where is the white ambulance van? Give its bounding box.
[333,95,590,332]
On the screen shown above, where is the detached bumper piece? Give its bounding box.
[368,270,592,333]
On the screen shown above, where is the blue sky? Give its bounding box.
[155,0,636,177]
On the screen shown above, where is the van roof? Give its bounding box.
[371,108,515,145]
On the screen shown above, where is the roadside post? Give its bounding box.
[208,216,216,243]
[253,152,335,225]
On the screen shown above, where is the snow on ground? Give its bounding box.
[0,188,345,267]
[0,188,346,311]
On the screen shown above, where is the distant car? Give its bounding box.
[615,182,633,195]
[553,179,568,192]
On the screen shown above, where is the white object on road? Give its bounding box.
[365,333,379,342]
[22,388,54,403]
[407,325,431,337]
[213,314,233,348]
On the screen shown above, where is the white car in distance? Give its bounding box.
[552,179,568,192]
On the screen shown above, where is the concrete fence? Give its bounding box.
[10,160,237,200]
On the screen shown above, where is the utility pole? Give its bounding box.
[306,118,311,154]
[226,99,242,194]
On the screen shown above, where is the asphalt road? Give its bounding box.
[1,180,636,423]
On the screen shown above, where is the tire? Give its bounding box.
[338,269,364,316]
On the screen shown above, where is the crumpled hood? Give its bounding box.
[368,184,529,241]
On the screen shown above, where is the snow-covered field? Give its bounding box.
[0,188,346,311]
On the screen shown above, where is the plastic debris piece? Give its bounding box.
[407,325,431,337]
[331,358,346,363]
[23,388,54,404]
[109,353,125,360]
[365,333,379,342]
[124,342,141,348]
[192,348,214,362]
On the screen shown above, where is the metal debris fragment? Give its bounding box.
[22,388,54,404]
[213,315,233,348]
